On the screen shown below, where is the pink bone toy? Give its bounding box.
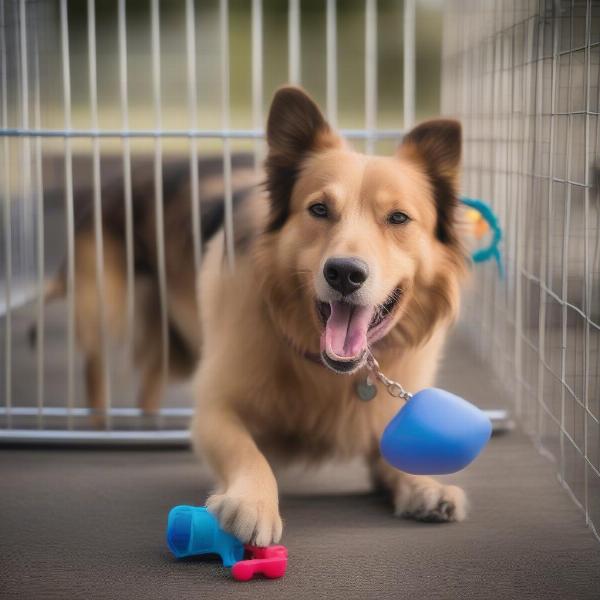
[231,545,288,582]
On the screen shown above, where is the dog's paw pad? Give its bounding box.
[206,491,282,546]
[395,481,467,523]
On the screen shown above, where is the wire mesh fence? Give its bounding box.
[443,0,600,539]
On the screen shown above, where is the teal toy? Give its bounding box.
[380,387,492,475]
[166,505,244,567]
[460,196,504,277]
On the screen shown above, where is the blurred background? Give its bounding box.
[1,0,444,145]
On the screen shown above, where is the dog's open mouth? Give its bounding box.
[316,288,402,373]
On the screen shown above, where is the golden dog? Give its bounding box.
[45,85,467,539]
[192,87,468,546]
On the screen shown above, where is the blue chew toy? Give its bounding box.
[167,505,244,567]
[380,387,492,475]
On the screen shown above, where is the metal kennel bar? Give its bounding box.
[442,0,600,539]
[118,0,135,371]
[252,0,264,169]
[1,0,11,427]
[59,0,76,429]
[220,0,235,270]
[88,0,112,429]
[326,0,337,126]
[0,1,516,447]
[365,0,377,154]
[0,127,406,140]
[288,0,301,86]
[34,28,44,428]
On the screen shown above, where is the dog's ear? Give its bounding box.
[265,86,340,231]
[398,119,462,246]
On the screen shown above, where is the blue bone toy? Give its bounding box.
[167,505,244,567]
[380,387,492,475]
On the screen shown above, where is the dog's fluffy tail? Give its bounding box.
[27,274,66,347]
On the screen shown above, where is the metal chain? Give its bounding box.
[365,352,413,401]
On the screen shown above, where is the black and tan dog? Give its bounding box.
[44,154,256,416]
[49,87,468,544]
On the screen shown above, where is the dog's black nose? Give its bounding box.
[323,257,369,296]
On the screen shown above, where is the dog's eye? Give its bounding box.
[387,211,410,225]
[308,202,329,219]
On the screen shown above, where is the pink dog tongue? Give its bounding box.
[324,302,373,360]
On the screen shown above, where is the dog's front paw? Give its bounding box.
[394,476,468,523]
[206,489,282,547]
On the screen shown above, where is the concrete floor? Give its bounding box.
[1,334,599,600]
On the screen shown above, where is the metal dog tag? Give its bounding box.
[355,376,378,401]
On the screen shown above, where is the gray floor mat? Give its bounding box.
[1,334,599,599]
